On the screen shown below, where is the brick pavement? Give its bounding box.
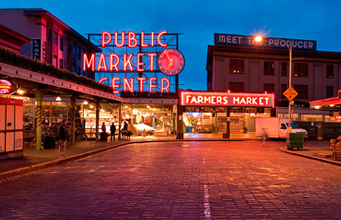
[1,141,341,219]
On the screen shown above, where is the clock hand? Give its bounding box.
[165,51,172,62]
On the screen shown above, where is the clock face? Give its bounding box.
[157,49,185,76]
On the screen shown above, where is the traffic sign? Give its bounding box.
[283,87,298,101]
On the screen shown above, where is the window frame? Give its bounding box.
[264,61,275,76]
[229,59,244,74]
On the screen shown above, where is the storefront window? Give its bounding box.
[325,116,341,122]
[23,98,34,129]
[301,114,323,122]
[277,113,299,121]
[42,101,51,117]
[52,102,67,118]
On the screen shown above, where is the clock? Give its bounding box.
[157,49,185,76]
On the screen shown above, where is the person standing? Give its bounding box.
[102,122,106,133]
[58,120,68,158]
[110,122,116,141]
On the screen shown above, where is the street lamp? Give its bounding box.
[255,36,293,133]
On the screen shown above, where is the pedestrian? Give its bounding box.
[261,128,268,147]
[110,122,116,141]
[58,120,68,158]
[123,121,128,130]
[102,122,106,133]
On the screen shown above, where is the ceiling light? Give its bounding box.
[56,96,61,101]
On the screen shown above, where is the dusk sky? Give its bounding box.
[2,0,341,91]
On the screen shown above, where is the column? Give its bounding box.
[95,98,100,141]
[176,105,183,139]
[225,107,230,138]
[118,103,122,140]
[35,90,43,151]
[70,94,78,145]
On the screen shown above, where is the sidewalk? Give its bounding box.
[280,139,341,166]
[1,134,340,181]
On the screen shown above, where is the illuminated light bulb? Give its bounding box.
[17,89,25,95]
[84,100,88,105]
[255,36,263,42]
[56,96,62,101]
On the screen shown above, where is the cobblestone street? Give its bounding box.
[1,140,341,219]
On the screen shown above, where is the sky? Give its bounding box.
[2,0,341,91]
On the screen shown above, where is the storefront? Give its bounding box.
[177,90,275,138]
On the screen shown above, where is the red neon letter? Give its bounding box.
[149,77,157,93]
[123,77,134,93]
[99,77,109,84]
[110,53,120,71]
[157,31,168,47]
[141,31,149,47]
[83,53,95,71]
[112,77,121,94]
[151,31,155,47]
[128,31,138,48]
[161,77,170,93]
[147,53,157,71]
[136,77,147,93]
[114,31,125,47]
[123,53,134,71]
[97,53,107,71]
[137,53,145,72]
[102,31,112,47]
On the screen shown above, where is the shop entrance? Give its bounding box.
[182,107,272,137]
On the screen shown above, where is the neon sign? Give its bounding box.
[0,80,12,94]
[83,31,169,73]
[99,77,170,94]
[85,31,186,94]
[179,90,275,107]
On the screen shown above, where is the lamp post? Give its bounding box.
[255,36,293,132]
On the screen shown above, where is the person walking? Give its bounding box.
[110,122,116,141]
[58,120,68,158]
[261,128,268,147]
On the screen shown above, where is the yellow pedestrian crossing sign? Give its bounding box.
[283,87,298,101]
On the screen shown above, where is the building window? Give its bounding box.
[229,59,244,74]
[281,84,287,98]
[53,32,58,46]
[73,44,76,56]
[229,82,244,92]
[294,63,308,77]
[72,64,76,73]
[294,85,308,99]
[327,86,334,98]
[78,47,81,60]
[48,30,52,42]
[264,84,275,93]
[69,43,72,53]
[281,62,287,76]
[53,56,57,67]
[327,64,334,79]
[60,37,63,51]
[264,61,274,75]
[59,59,63,69]
[77,66,81,75]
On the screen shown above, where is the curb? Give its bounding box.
[280,147,341,166]
[0,138,258,180]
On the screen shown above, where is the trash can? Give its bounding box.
[286,133,305,150]
[100,132,108,141]
[45,136,56,149]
